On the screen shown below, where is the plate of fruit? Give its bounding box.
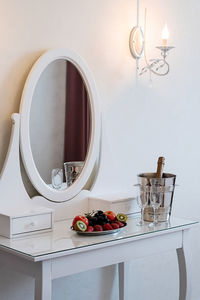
[71,210,127,235]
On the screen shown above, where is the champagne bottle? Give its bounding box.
[156,156,165,178]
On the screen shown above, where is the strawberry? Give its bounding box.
[94,225,103,231]
[103,223,113,231]
[111,223,119,229]
[115,220,125,228]
[86,226,94,232]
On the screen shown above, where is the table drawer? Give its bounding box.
[12,213,52,235]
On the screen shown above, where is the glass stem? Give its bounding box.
[154,207,158,225]
[140,207,143,225]
[141,207,144,225]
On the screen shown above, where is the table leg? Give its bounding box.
[118,262,130,300]
[176,229,192,300]
[35,260,52,300]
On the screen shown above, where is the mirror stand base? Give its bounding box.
[0,113,54,238]
[0,113,30,206]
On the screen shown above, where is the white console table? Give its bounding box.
[0,216,197,300]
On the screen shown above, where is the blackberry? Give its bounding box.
[97,210,104,215]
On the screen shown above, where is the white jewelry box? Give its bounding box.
[0,206,54,238]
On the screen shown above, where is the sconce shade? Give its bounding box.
[129,26,144,59]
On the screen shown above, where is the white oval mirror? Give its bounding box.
[20,49,100,202]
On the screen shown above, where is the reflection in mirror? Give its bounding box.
[30,59,91,190]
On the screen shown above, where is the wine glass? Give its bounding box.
[52,168,63,189]
[148,189,163,227]
[136,191,148,226]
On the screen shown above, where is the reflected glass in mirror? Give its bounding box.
[29,59,91,190]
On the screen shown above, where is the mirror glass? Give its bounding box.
[134,28,144,56]
[29,59,91,190]
[130,26,144,59]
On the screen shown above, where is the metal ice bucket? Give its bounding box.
[137,173,176,222]
[64,161,84,187]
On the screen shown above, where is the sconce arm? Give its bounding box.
[139,58,170,76]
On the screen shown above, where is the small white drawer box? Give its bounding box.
[88,192,138,215]
[0,207,54,238]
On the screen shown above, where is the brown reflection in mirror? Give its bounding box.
[64,61,91,163]
[64,62,91,187]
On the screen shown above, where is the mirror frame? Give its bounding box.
[20,48,100,202]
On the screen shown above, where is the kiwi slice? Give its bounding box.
[74,220,87,232]
[116,213,127,223]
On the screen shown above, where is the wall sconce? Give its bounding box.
[129,9,174,78]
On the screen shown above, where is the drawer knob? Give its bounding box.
[26,221,36,228]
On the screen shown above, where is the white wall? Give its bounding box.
[0,0,200,299]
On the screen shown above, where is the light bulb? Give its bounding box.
[161,24,169,46]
